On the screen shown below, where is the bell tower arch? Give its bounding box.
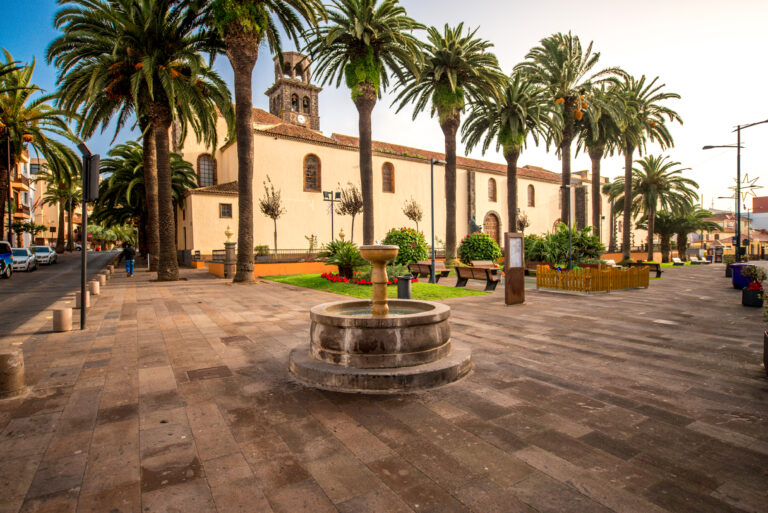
[265,52,322,130]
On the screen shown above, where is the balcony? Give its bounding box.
[13,205,31,219]
[10,173,30,191]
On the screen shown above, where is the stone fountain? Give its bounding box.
[289,245,472,393]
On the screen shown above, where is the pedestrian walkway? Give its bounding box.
[0,263,766,512]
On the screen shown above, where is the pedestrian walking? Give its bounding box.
[117,243,137,277]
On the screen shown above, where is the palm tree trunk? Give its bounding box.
[608,198,616,252]
[150,101,178,281]
[355,83,377,245]
[67,200,74,252]
[140,119,160,272]
[560,105,574,224]
[441,113,460,260]
[660,234,671,263]
[226,32,259,283]
[589,147,604,239]
[622,143,634,261]
[505,150,520,233]
[55,202,65,253]
[676,232,688,261]
[647,207,655,262]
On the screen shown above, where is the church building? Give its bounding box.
[176,52,621,256]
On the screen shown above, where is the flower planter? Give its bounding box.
[742,288,764,307]
[731,264,755,289]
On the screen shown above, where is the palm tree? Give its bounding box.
[615,74,681,261]
[51,0,232,281]
[0,50,78,241]
[305,0,423,245]
[674,205,720,262]
[604,155,698,261]
[575,85,623,238]
[462,70,557,234]
[205,0,324,283]
[35,149,81,253]
[393,23,504,259]
[516,32,622,225]
[93,141,197,254]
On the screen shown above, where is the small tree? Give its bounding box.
[402,197,423,232]
[516,211,530,233]
[259,176,286,254]
[336,183,363,242]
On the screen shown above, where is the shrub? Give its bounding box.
[724,255,736,265]
[325,244,367,279]
[742,266,767,284]
[458,232,502,265]
[355,263,410,282]
[524,224,605,264]
[319,239,356,258]
[254,244,270,256]
[382,227,428,265]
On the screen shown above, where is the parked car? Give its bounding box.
[0,241,12,279]
[65,241,82,251]
[33,245,57,265]
[11,248,37,272]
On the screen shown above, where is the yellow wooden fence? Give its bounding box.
[536,265,650,293]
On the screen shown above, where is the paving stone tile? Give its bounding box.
[77,482,141,513]
[0,455,41,502]
[240,434,311,491]
[18,489,79,513]
[265,479,337,513]
[25,453,87,499]
[643,479,747,513]
[580,430,640,460]
[209,476,274,513]
[396,439,478,490]
[336,485,412,513]
[510,472,615,513]
[202,453,252,488]
[141,479,217,513]
[454,477,536,513]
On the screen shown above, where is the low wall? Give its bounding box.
[207,260,335,278]
[601,251,679,262]
[207,262,225,277]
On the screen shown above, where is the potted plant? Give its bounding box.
[741,266,766,307]
[724,254,735,277]
[326,244,367,279]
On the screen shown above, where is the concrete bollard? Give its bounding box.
[0,348,27,399]
[53,308,72,332]
[89,280,100,296]
[106,265,114,273]
[97,274,107,286]
[76,290,90,309]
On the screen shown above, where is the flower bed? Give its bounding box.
[321,271,418,286]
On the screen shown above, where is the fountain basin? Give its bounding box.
[310,300,450,368]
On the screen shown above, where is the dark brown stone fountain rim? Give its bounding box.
[310,300,450,328]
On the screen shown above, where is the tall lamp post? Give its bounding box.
[429,158,446,283]
[322,190,341,242]
[560,184,573,269]
[704,117,768,262]
[3,128,12,245]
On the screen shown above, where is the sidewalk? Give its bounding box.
[0,263,766,512]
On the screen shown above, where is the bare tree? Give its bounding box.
[402,197,423,232]
[258,176,286,254]
[336,183,363,242]
[516,211,530,233]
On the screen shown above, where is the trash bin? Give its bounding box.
[731,263,755,290]
[396,275,413,299]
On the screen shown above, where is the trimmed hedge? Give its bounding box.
[458,232,502,265]
[382,227,429,265]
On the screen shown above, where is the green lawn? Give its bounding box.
[659,261,694,268]
[264,274,487,300]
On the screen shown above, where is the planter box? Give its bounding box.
[725,265,732,278]
[731,264,755,289]
[742,288,764,307]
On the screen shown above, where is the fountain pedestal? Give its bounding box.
[289,245,472,393]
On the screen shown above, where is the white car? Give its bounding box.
[33,246,57,265]
[11,248,37,272]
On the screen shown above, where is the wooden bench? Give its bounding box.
[407,260,450,283]
[625,261,663,278]
[471,260,497,268]
[455,265,500,291]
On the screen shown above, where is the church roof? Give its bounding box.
[189,181,239,196]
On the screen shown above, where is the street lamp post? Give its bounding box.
[429,158,446,284]
[322,190,341,242]
[3,129,12,245]
[560,184,573,269]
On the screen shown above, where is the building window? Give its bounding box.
[527,184,535,207]
[382,163,394,193]
[488,178,497,202]
[302,96,310,114]
[30,164,39,175]
[714,234,720,240]
[219,203,232,218]
[197,154,216,187]
[304,154,321,192]
[483,212,500,242]
[291,94,299,112]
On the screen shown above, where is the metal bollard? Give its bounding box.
[53,308,72,332]
[76,290,90,309]
[396,275,413,299]
[89,280,100,296]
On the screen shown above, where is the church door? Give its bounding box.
[483,213,500,243]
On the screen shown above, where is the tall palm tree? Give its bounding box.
[516,32,622,225]
[35,146,81,253]
[575,85,623,239]
[674,205,720,262]
[0,50,78,241]
[636,210,677,263]
[462,70,557,234]
[50,0,233,281]
[393,23,504,259]
[205,0,324,283]
[305,0,423,245]
[615,74,681,261]
[604,155,698,261]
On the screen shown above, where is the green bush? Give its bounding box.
[382,227,428,265]
[458,232,502,265]
[742,266,767,283]
[319,239,356,258]
[355,263,410,282]
[724,254,736,265]
[254,244,270,256]
[524,224,605,263]
[325,244,367,279]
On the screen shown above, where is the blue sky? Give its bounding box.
[3,0,768,211]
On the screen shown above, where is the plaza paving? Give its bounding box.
[0,262,766,512]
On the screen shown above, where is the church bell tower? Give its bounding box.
[265,52,321,130]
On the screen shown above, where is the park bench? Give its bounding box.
[690,256,709,265]
[625,261,663,278]
[455,262,501,291]
[407,260,450,283]
[672,257,685,266]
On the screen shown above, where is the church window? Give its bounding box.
[197,154,216,187]
[291,94,299,112]
[219,203,232,218]
[382,163,394,193]
[304,154,321,192]
[527,184,535,207]
[302,96,310,114]
[488,178,497,202]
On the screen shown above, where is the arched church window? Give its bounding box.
[197,154,216,187]
[302,96,310,114]
[304,154,321,192]
[291,94,299,112]
[488,178,497,202]
[382,163,394,193]
[528,184,535,207]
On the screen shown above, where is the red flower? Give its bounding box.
[748,281,763,291]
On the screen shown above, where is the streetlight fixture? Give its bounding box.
[429,158,446,284]
[322,190,341,242]
[560,184,573,269]
[703,117,768,262]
